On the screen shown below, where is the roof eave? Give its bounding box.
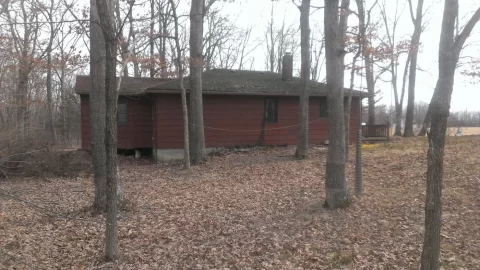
[75,89,371,97]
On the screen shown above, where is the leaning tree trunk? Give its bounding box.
[404,0,425,137]
[90,0,107,212]
[96,0,119,261]
[421,2,480,269]
[189,0,206,164]
[295,0,310,159]
[418,100,433,136]
[324,0,350,209]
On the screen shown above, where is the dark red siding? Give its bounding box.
[154,94,360,149]
[81,94,360,150]
[81,95,153,149]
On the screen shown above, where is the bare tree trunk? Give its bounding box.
[396,56,411,135]
[421,3,480,269]
[324,0,350,209]
[421,7,455,269]
[96,0,119,261]
[127,10,139,77]
[17,64,28,140]
[338,0,351,160]
[404,0,425,137]
[159,1,168,77]
[365,54,375,124]
[149,0,155,78]
[418,104,432,136]
[355,97,363,198]
[46,4,56,145]
[189,0,207,164]
[169,0,191,169]
[295,0,310,159]
[90,0,107,212]
[46,44,56,144]
[269,3,275,72]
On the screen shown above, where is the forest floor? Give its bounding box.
[1,136,479,269]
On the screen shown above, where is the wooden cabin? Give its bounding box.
[75,57,367,161]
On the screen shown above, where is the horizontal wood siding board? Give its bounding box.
[155,94,361,149]
[80,96,153,149]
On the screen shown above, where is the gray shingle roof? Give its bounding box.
[75,69,369,97]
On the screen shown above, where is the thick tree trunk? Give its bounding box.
[418,104,432,136]
[295,0,310,159]
[394,106,403,135]
[421,2,480,269]
[90,0,107,212]
[189,0,206,164]
[404,0,425,137]
[96,0,118,261]
[324,0,350,209]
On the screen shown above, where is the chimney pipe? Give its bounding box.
[282,52,293,81]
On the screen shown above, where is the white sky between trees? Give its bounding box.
[79,0,480,111]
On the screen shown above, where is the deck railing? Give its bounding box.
[362,124,389,138]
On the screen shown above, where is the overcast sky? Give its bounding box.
[212,0,480,111]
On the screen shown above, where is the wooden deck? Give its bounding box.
[362,124,389,143]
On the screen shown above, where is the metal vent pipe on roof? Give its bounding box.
[282,52,293,81]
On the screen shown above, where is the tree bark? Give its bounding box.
[189,0,207,164]
[396,55,411,135]
[324,0,350,209]
[404,0,425,137]
[421,2,480,269]
[339,0,352,160]
[17,58,29,140]
[170,0,191,170]
[421,4,455,268]
[90,0,107,212]
[356,0,375,125]
[365,54,375,124]
[355,105,362,198]
[46,2,56,145]
[149,0,155,78]
[96,0,119,261]
[418,104,432,136]
[295,0,310,159]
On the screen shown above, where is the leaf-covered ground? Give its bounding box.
[1,136,479,269]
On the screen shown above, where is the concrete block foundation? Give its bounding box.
[153,148,222,162]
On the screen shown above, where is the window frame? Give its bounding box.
[117,98,128,125]
[264,97,278,123]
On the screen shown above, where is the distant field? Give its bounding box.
[389,127,480,136]
[446,127,480,136]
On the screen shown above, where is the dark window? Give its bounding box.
[320,98,328,118]
[264,98,278,123]
[118,99,128,124]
